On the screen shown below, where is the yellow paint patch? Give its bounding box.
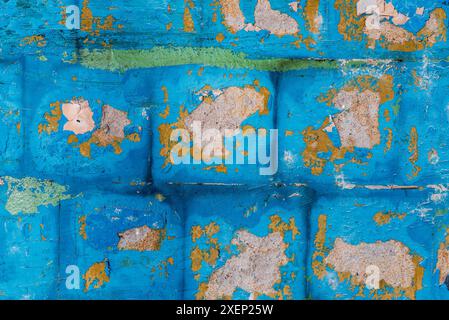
[38,101,63,135]
[373,211,406,226]
[312,214,328,280]
[21,35,47,47]
[183,0,195,32]
[407,127,421,179]
[304,0,321,34]
[79,215,87,240]
[216,33,225,42]
[190,222,221,273]
[83,260,110,292]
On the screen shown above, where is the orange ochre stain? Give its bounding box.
[83,260,110,292]
[304,0,321,34]
[373,211,406,226]
[79,215,88,240]
[190,222,220,273]
[407,127,421,179]
[183,0,195,32]
[21,35,47,47]
[38,101,63,135]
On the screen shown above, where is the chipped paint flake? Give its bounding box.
[219,0,299,36]
[199,230,288,300]
[332,89,381,149]
[336,0,447,51]
[252,0,299,36]
[304,0,322,34]
[117,225,165,251]
[185,86,269,133]
[303,74,395,175]
[325,238,423,299]
[77,104,137,158]
[62,99,95,135]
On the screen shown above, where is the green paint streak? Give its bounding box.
[79,47,350,72]
[3,176,72,215]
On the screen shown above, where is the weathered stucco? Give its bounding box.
[2,0,449,301]
[202,230,288,299]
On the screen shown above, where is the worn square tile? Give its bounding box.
[277,62,403,190]
[308,190,435,300]
[139,65,277,185]
[58,191,183,299]
[182,185,310,300]
[23,57,151,191]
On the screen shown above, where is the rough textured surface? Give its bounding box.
[2,0,449,300]
[332,89,381,149]
[2,176,73,215]
[325,238,417,289]
[117,226,165,252]
[202,230,288,300]
[184,86,268,133]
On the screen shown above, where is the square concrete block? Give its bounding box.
[308,190,435,300]
[182,185,311,300]
[143,65,276,185]
[58,191,183,299]
[277,63,403,190]
[23,57,151,191]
